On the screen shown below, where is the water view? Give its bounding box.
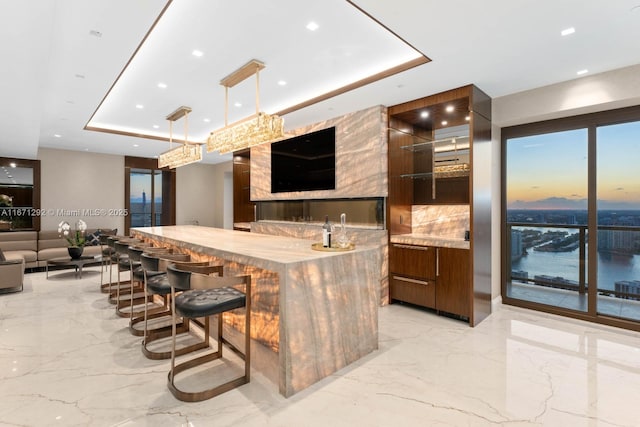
[508,209,640,295]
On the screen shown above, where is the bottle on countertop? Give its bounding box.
[337,213,349,248]
[322,215,332,248]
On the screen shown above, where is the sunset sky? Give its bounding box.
[506,121,640,210]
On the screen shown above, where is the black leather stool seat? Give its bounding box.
[133,265,163,281]
[102,246,115,257]
[175,288,245,319]
[146,274,171,295]
[118,258,137,271]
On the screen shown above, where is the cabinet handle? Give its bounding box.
[393,275,430,286]
[436,247,440,277]
[392,244,430,251]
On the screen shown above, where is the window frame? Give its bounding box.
[501,104,640,332]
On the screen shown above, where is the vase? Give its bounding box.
[68,246,84,259]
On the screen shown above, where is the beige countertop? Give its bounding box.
[390,233,470,250]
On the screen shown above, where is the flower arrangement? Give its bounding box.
[58,219,88,247]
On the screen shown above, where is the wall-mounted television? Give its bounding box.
[271,126,336,193]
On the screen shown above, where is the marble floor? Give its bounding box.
[2,268,640,426]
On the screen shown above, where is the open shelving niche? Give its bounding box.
[391,126,470,199]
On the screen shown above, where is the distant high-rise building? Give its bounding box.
[614,280,640,300]
[511,229,523,261]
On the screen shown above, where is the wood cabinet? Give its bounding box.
[435,247,471,318]
[233,150,254,228]
[389,243,470,319]
[387,84,492,326]
[389,243,436,308]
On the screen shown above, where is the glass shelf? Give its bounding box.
[400,135,469,152]
[401,164,470,180]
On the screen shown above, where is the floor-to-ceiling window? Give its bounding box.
[596,120,640,322]
[502,106,640,331]
[124,157,175,234]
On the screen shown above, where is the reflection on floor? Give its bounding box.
[2,268,640,426]
[507,281,640,321]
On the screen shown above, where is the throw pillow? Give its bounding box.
[85,230,103,246]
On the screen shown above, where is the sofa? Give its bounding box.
[0,228,116,269]
[0,255,24,293]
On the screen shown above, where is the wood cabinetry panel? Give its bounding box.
[390,275,435,308]
[436,247,471,318]
[389,243,435,279]
[233,152,254,223]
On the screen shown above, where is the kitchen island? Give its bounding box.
[131,225,380,397]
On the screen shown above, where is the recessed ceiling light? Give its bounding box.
[234,102,242,108]
[278,80,287,86]
[577,69,589,75]
[441,120,448,126]
[75,74,85,79]
[89,30,102,38]
[306,21,319,31]
[153,125,159,129]
[54,134,61,138]
[9,162,16,168]
[157,82,167,89]
[445,105,454,113]
[420,111,429,118]
[133,144,139,147]
[465,116,470,121]
[7,175,12,179]
[136,104,144,109]
[203,118,211,123]
[561,27,575,36]
[192,49,203,57]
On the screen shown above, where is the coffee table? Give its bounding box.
[46,256,102,279]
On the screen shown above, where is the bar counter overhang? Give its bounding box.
[131,225,380,397]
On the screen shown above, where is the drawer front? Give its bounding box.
[389,243,436,280]
[390,275,436,308]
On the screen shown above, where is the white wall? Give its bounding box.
[490,63,640,301]
[38,148,125,232]
[38,147,232,232]
[176,161,232,228]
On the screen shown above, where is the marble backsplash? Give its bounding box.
[251,105,388,200]
[411,205,470,239]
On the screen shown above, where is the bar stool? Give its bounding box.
[114,239,147,318]
[126,246,170,336]
[139,252,219,359]
[106,236,138,304]
[166,264,251,402]
[99,234,114,293]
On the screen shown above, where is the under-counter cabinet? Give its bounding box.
[435,247,470,319]
[389,243,436,308]
[390,243,471,319]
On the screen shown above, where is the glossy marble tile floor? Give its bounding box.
[2,267,640,426]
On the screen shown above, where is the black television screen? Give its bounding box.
[271,127,336,193]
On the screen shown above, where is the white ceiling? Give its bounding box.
[2,0,640,164]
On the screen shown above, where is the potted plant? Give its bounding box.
[58,220,88,259]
